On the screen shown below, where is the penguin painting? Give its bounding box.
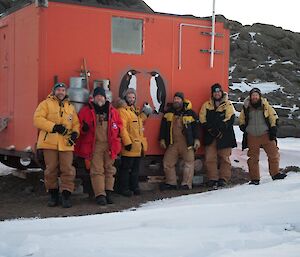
[148,71,166,113]
[119,69,140,98]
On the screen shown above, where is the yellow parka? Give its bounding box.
[239,96,278,128]
[118,102,148,157]
[33,94,80,151]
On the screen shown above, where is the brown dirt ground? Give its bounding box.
[0,168,249,221]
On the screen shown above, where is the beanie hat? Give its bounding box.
[93,87,106,98]
[174,92,184,101]
[124,88,137,99]
[53,82,66,92]
[211,83,222,94]
[249,87,261,96]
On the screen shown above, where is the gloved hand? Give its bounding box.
[218,121,227,132]
[68,132,78,146]
[239,124,246,132]
[53,124,68,135]
[193,139,200,150]
[82,120,89,132]
[160,139,167,149]
[269,126,277,141]
[142,102,153,116]
[124,144,132,151]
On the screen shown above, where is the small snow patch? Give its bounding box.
[230,32,240,40]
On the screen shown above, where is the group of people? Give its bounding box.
[33,82,286,208]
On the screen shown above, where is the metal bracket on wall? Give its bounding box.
[0,117,9,132]
[200,49,224,54]
[200,32,224,37]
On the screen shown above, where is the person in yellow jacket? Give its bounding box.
[33,82,80,208]
[199,84,237,189]
[117,88,152,197]
[159,92,201,190]
[239,87,286,185]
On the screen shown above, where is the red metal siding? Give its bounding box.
[0,3,229,155]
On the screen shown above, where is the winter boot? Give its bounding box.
[206,180,218,190]
[179,185,190,190]
[47,189,59,207]
[159,183,177,191]
[272,173,287,180]
[96,195,107,205]
[217,179,227,188]
[105,190,114,204]
[249,180,260,185]
[120,190,133,197]
[61,190,72,208]
[133,188,141,195]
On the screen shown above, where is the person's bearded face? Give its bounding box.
[126,93,136,106]
[250,92,261,104]
[213,90,222,101]
[54,87,66,101]
[94,95,106,106]
[173,96,183,110]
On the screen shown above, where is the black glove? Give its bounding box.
[269,127,277,141]
[218,121,227,132]
[125,144,132,151]
[239,124,246,132]
[68,132,78,146]
[82,120,89,132]
[53,124,68,135]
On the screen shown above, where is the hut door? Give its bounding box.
[0,25,9,116]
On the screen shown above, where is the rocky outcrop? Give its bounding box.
[215,16,300,136]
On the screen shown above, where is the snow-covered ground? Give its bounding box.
[0,128,300,257]
[229,81,282,94]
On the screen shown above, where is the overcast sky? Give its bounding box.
[144,0,300,33]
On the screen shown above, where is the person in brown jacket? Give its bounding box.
[239,88,287,185]
[33,82,80,208]
[199,84,237,189]
[159,92,200,190]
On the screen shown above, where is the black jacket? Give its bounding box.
[199,94,237,149]
[159,100,200,148]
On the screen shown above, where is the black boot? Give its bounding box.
[179,185,190,190]
[217,179,227,188]
[105,190,113,204]
[133,188,141,195]
[96,195,107,205]
[61,190,72,208]
[48,189,59,207]
[159,183,177,191]
[249,180,260,185]
[206,180,218,190]
[120,190,133,197]
[272,173,287,180]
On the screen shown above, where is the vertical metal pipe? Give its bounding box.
[210,0,216,68]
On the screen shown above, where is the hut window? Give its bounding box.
[112,17,143,54]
